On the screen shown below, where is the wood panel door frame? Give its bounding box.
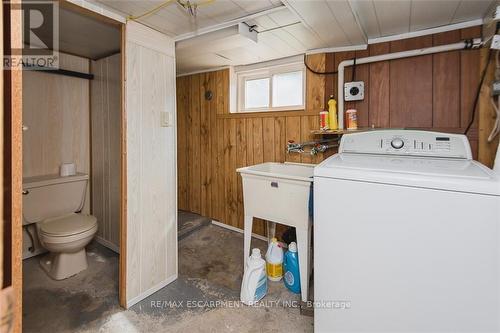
[4,1,23,331]
[57,0,128,308]
[6,2,128,331]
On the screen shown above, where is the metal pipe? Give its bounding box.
[311,142,338,155]
[287,138,339,154]
[337,39,482,129]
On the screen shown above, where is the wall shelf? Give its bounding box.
[311,127,377,136]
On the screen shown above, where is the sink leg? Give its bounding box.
[296,223,311,302]
[266,221,276,243]
[243,215,253,270]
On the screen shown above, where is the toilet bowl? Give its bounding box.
[38,213,97,280]
[22,173,98,280]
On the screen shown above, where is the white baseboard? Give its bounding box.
[126,274,178,308]
[211,220,269,242]
[94,236,120,254]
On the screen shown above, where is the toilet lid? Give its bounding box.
[40,213,97,236]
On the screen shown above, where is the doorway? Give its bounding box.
[3,1,127,331]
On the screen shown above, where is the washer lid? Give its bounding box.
[40,213,97,236]
[314,153,500,196]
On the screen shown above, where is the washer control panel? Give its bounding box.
[339,130,472,160]
[390,138,405,149]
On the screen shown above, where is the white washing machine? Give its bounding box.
[313,130,500,332]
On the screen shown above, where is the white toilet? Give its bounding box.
[23,173,98,280]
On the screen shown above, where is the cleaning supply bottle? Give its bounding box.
[283,242,301,294]
[320,110,329,130]
[328,96,338,130]
[265,238,284,281]
[240,248,267,305]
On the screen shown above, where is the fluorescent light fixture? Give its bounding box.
[176,23,257,59]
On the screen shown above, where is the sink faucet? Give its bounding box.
[287,139,339,155]
[286,141,305,154]
[311,142,339,155]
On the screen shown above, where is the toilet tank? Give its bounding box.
[22,173,89,225]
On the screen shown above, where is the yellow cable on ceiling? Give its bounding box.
[127,0,215,21]
[178,0,215,7]
[127,0,176,21]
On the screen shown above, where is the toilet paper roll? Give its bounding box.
[60,163,76,177]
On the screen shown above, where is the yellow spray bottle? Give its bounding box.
[328,96,338,130]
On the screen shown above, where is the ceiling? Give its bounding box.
[59,6,121,60]
[95,0,495,74]
[26,4,121,60]
[350,0,493,39]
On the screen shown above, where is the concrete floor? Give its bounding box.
[23,213,313,333]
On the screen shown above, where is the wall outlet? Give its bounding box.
[161,112,172,127]
[491,35,500,50]
[344,81,364,101]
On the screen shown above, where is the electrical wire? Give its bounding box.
[177,0,215,16]
[464,50,493,136]
[259,22,301,33]
[127,0,176,21]
[303,54,359,78]
[351,57,356,82]
[488,96,500,142]
[127,0,215,21]
[303,54,339,75]
[487,50,500,142]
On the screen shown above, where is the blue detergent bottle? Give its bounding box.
[283,242,301,294]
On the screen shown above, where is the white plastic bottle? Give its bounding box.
[240,248,267,305]
[265,238,284,281]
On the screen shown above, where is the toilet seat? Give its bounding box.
[39,213,97,238]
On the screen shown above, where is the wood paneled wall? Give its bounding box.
[90,53,121,252]
[177,26,482,236]
[177,54,326,235]
[125,21,177,307]
[23,53,91,179]
[22,53,91,215]
[479,46,500,168]
[323,26,481,156]
[0,0,3,289]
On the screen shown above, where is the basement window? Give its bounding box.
[234,60,305,113]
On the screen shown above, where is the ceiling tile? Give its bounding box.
[216,46,263,63]
[452,0,495,23]
[231,0,277,13]
[284,24,324,50]
[176,53,229,73]
[326,0,366,44]
[266,7,299,25]
[285,0,358,46]
[349,0,381,38]
[410,0,460,31]
[373,0,411,36]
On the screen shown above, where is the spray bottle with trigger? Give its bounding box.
[328,95,338,130]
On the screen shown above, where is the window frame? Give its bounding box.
[236,62,306,113]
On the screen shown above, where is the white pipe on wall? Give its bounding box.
[337,40,480,129]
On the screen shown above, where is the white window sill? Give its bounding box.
[234,106,304,114]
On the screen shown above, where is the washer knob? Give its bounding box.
[391,138,404,149]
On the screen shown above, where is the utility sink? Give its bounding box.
[237,162,314,228]
[237,162,314,302]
